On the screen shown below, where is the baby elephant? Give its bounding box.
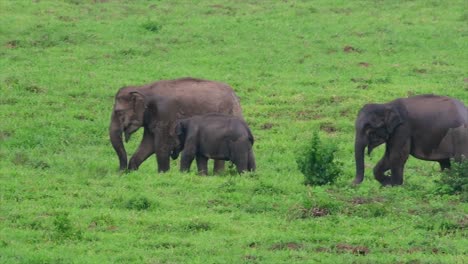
[173,113,256,175]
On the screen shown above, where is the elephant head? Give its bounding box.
[353,103,403,184]
[109,87,148,170]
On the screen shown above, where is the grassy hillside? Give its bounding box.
[0,1,467,263]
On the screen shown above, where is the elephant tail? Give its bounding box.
[246,126,254,146]
[231,93,244,118]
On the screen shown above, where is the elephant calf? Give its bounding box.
[172,113,256,175]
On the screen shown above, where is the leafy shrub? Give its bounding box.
[53,212,82,241]
[296,132,342,186]
[125,196,152,211]
[142,21,162,32]
[436,158,468,202]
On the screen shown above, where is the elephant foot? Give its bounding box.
[352,178,364,185]
[127,164,139,171]
[127,158,141,171]
[376,176,393,186]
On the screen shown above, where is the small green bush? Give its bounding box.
[125,196,152,211]
[436,158,468,202]
[296,132,342,186]
[52,212,82,241]
[142,21,162,33]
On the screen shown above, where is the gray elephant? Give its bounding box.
[172,113,256,175]
[109,77,243,173]
[354,94,468,186]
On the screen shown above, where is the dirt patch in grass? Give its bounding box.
[336,244,369,255]
[343,45,362,53]
[24,85,47,94]
[458,215,468,229]
[0,131,12,141]
[296,110,322,120]
[248,242,259,248]
[291,206,330,219]
[260,123,274,130]
[5,40,19,49]
[315,247,330,252]
[12,153,29,166]
[339,108,353,117]
[270,242,303,251]
[350,77,366,83]
[413,68,427,74]
[243,255,259,262]
[319,122,337,133]
[358,62,370,67]
[351,197,369,205]
[350,196,386,205]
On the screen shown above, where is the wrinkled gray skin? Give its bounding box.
[109,78,243,173]
[173,113,256,175]
[354,94,468,186]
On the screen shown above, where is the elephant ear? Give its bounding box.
[384,106,402,134]
[130,91,148,120]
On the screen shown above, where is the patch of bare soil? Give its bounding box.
[413,68,427,74]
[0,131,12,141]
[248,242,259,248]
[458,215,468,229]
[296,110,322,120]
[315,247,330,253]
[260,123,273,130]
[298,206,329,218]
[320,122,337,133]
[336,243,370,255]
[270,242,303,251]
[351,196,386,205]
[339,108,353,117]
[5,40,18,49]
[343,45,361,53]
[351,197,369,205]
[243,255,258,262]
[358,62,370,67]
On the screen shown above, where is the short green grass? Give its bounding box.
[0,1,467,263]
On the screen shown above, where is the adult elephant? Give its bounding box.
[354,94,468,186]
[109,77,243,172]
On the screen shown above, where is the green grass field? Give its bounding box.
[0,1,467,263]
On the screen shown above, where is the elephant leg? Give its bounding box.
[213,160,225,174]
[155,150,170,173]
[235,161,248,174]
[232,153,248,174]
[196,156,209,176]
[388,139,410,186]
[373,153,392,186]
[128,129,155,171]
[180,153,195,172]
[247,149,256,172]
[180,136,197,172]
[438,159,451,170]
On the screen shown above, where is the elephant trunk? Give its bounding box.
[109,112,128,171]
[353,136,367,184]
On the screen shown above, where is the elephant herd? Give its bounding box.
[110,77,468,186]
